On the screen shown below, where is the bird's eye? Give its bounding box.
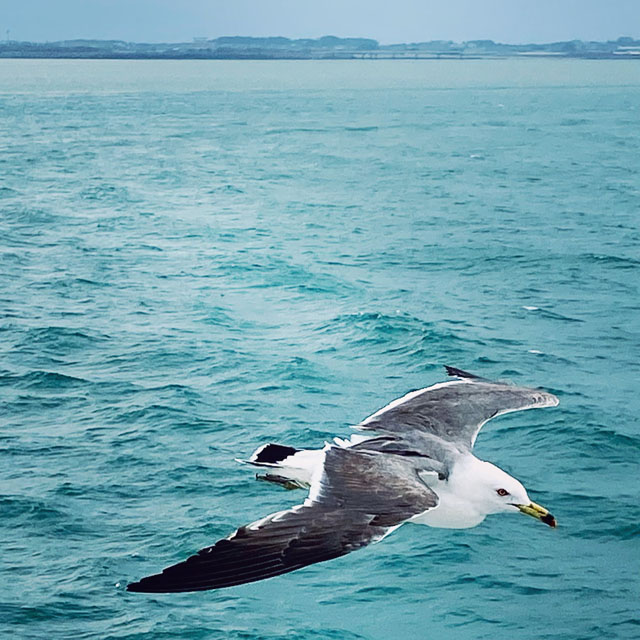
[496,488,509,497]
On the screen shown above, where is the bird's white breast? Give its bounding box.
[410,455,490,529]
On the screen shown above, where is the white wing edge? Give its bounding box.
[358,380,472,428]
[470,390,559,447]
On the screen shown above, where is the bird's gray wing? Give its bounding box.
[357,366,559,451]
[127,446,437,593]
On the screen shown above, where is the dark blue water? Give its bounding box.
[1,59,639,639]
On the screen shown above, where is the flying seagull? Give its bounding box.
[127,366,558,593]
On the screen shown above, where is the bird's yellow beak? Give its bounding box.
[517,501,557,527]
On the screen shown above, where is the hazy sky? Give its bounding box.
[3,0,639,44]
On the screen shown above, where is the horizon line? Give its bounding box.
[5,34,640,47]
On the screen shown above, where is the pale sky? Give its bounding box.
[2,0,639,44]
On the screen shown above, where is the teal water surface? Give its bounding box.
[1,59,639,639]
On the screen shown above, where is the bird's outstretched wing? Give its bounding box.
[127,446,437,593]
[357,366,558,450]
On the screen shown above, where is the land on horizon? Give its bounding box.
[2,35,640,60]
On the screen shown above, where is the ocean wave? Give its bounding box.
[0,370,90,389]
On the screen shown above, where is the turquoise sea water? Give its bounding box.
[1,59,639,639]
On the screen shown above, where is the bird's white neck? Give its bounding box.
[411,455,498,529]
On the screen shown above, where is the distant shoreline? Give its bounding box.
[4,54,640,61]
[1,35,639,61]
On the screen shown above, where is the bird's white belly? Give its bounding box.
[410,503,486,529]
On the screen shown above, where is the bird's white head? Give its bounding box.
[473,460,530,514]
[451,457,557,527]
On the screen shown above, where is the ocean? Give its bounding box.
[0,58,638,639]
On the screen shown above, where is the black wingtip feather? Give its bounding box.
[253,443,299,464]
[444,366,483,380]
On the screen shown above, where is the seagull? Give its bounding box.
[127,366,558,593]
